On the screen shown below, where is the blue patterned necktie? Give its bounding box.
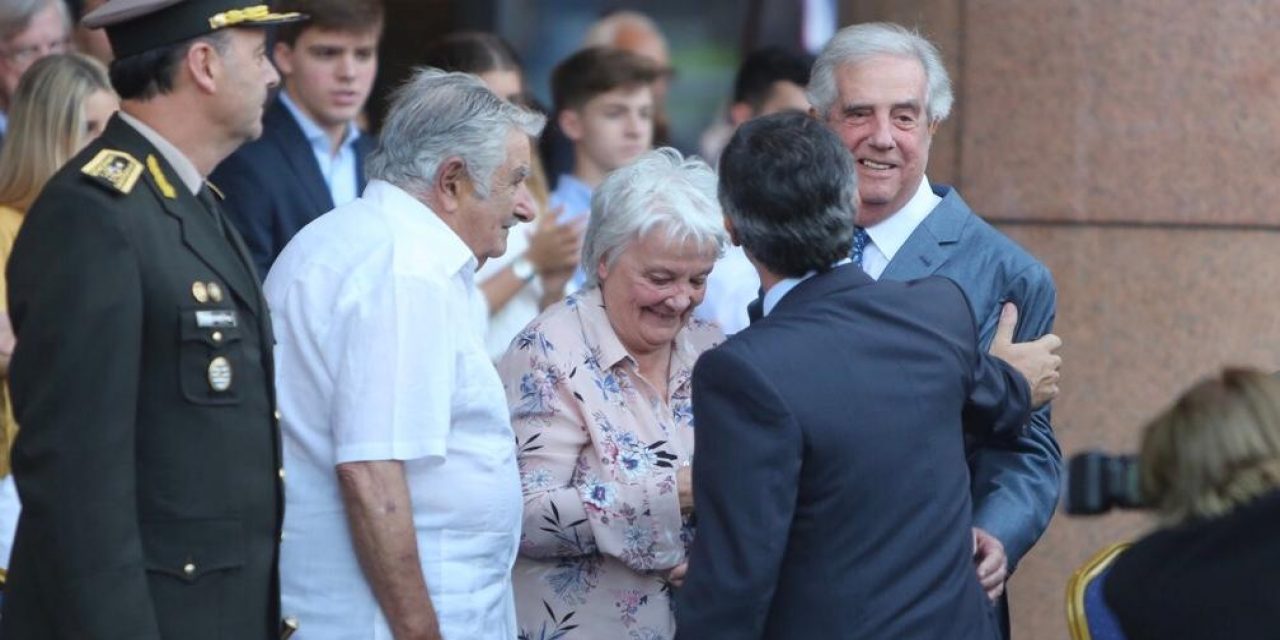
[851,226,870,268]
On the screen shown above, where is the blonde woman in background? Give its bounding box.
[1104,367,1280,639]
[0,52,116,577]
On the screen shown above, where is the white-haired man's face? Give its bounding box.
[823,54,937,228]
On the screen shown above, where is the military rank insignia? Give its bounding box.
[81,149,143,195]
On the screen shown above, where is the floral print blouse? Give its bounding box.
[498,287,723,640]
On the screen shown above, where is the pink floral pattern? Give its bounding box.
[500,287,722,640]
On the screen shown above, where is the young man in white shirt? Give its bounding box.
[266,69,544,640]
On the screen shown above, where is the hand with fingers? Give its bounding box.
[972,527,1007,602]
[988,302,1062,408]
[526,205,583,277]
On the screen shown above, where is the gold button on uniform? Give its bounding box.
[183,563,196,576]
[211,330,223,343]
[278,468,285,480]
[274,410,282,421]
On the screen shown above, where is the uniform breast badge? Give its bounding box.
[81,149,143,195]
[192,281,209,303]
[207,281,224,303]
[207,356,233,392]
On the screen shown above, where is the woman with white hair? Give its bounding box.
[498,148,726,639]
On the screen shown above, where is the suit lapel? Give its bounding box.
[265,99,334,213]
[355,134,374,192]
[880,184,969,282]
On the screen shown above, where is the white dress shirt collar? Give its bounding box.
[860,176,942,279]
[762,258,852,317]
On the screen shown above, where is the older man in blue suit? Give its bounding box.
[809,22,1062,633]
[675,111,1061,640]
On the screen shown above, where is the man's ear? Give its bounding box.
[728,102,753,127]
[186,39,221,94]
[723,214,742,247]
[434,157,470,212]
[273,41,295,76]
[559,109,583,142]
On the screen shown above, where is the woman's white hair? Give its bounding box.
[807,22,954,124]
[366,67,545,197]
[581,148,726,288]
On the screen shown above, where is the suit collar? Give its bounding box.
[106,116,263,316]
[770,262,875,317]
[879,183,974,281]
[263,97,335,213]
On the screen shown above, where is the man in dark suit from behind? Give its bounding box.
[212,0,381,278]
[674,112,1061,640]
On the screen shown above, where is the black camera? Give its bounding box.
[1063,451,1146,515]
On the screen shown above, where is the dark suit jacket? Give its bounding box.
[2,116,283,639]
[675,265,1029,640]
[1104,489,1280,640]
[881,185,1061,570]
[210,96,373,279]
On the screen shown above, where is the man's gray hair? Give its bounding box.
[0,0,69,43]
[581,148,726,288]
[366,68,546,197]
[807,22,953,124]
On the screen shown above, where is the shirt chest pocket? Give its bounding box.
[178,307,246,405]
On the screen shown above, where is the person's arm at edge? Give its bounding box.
[337,460,441,640]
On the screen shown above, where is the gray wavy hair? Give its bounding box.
[807,22,953,124]
[581,148,726,288]
[366,68,545,197]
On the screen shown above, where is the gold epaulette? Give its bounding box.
[81,149,143,195]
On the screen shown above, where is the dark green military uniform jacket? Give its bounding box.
[0,115,284,639]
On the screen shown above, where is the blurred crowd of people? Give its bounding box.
[0,1,1270,640]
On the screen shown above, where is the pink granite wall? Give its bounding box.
[839,1,1280,637]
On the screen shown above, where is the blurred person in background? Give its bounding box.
[0,51,115,582]
[549,46,657,290]
[695,46,814,335]
[212,0,383,278]
[71,0,112,65]
[423,31,582,362]
[0,0,71,143]
[583,10,673,147]
[498,148,726,640]
[1104,367,1280,640]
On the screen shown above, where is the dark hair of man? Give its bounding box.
[732,47,814,110]
[108,30,229,101]
[551,46,657,114]
[273,0,385,47]
[423,31,522,76]
[718,111,855,278]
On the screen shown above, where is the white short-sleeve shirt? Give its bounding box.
[265,180,522,639]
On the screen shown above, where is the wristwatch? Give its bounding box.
[511,255,536,282]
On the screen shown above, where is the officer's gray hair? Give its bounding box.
[807,22,953,124]
[366,68,545,198]
[581,147,726,289]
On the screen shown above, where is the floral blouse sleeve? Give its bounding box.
[498,298,693,574]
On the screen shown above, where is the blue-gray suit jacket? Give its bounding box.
[881,183,1061,569]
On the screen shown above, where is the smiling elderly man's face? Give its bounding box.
[824,54,937,228]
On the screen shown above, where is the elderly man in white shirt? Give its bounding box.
[265,69,545,640]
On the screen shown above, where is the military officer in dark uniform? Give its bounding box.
[1,1,305,638]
